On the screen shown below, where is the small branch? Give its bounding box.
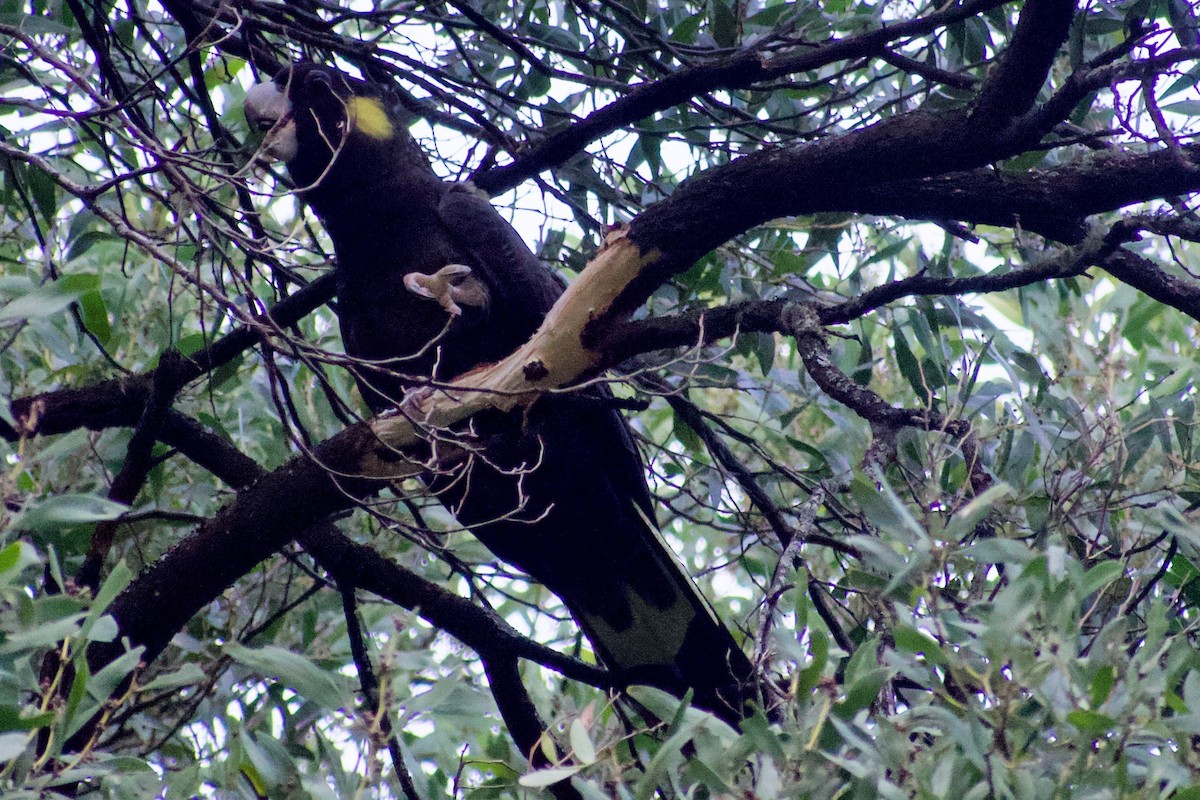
[756,485,826,674]
[879,49,978,90]
[662,389,799,549]
[78,351,188,593]
[159,411,265,490]
[821,236,1104,325]
[596,241,1098,372]
[596,247,1093,367]
[474,0,1008,194]
[8,274,337,442]
[482,656,585,800]
[1020,45,1200,141]
[337,580,417,800]
[300,526,611,687]
[443,0,553,76]
[1128,535,1177,610]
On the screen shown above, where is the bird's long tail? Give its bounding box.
[431,396,758,724]
[573,502,758,724]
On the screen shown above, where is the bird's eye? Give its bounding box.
[305,70,333,90]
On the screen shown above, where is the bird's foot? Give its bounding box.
[403,264,489,316]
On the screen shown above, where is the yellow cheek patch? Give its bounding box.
[347,96,394,141]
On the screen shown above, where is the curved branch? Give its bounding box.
[299,527,611,687]
[473,0,1009,194]
[14,136,1200,449]
[969,0,1078,129]
[781,305,993,494]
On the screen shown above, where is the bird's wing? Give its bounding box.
[437,186,664,525]
[437,184,564,318]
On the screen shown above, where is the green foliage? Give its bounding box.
[1,0,1199,797]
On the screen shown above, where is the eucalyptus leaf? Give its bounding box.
[225,643,352,709]
[15,495,128,532]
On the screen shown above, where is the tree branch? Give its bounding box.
[16,139,1200,451]
[969,0,1078,129]
[78,352,188,593]
[841,144,1200,243]
[299,527,611,688]
[7,273,337,442]
[473,0,1009,194]
[482,656,585,800]
[1097,244,1200,323]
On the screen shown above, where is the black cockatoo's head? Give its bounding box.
[244,63,404,195]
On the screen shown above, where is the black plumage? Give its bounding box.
[244,63,756,722]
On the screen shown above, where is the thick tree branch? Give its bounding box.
[843,144,1200,242]
[473,0,1009,194]
[969,0,1078,129]
[299,527,611,688]
[617,107,1054,308]
[71,228,682,733]
[1097,246,1200,322]
[82,424,383,681]
[65,367,612,747]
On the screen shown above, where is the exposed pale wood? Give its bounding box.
[364,231,660,476]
